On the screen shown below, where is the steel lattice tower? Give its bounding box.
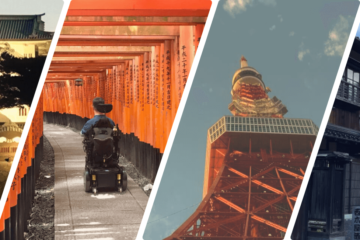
[164,56,318,240]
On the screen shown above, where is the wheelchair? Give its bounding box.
[82,103,127,195]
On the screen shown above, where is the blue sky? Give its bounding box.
[143,0,359,239]
[1,0,64,31]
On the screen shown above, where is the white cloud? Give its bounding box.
[289,31,295,36]
[324,15,352,56]
[223,0,253,16]
[298,42,310,61]
[223,0,276,16]
[298,49,310,61]
[269,25,276,31]
[278,14,283,22]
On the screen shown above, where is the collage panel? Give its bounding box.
[0,0,214,240]
[0,1,64,240]
[0,0,63,196]
[291,24,360,240]
[140,1,360,240]
[3,1,360,240]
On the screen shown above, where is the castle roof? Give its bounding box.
[0,14,53,40]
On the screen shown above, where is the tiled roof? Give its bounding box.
[36,30,54,39]
[324,123,360,143]
[0,14,53,40]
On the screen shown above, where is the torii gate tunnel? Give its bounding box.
[43,0,212,181]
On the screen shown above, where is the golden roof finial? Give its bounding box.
[240,55,248,68]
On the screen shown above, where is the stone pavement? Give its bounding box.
[44,123,148,240]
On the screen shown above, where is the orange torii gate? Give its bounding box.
[0,95,44,239]
[42,0,211,180]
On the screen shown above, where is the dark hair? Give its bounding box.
[93,97,104,111]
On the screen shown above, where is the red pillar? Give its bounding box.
[159,43,165,152]
[164,40,172,149]
[144,52,151,145]
[179,26,194,95]
[139,54,145,142]
[154,45,161,150]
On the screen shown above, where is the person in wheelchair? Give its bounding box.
[81,97,115,136]
[81,97,127,194]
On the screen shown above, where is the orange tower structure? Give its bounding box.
[165,57,318,239]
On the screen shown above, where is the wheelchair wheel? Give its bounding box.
[121,171,127,192]
[84,169,91,192]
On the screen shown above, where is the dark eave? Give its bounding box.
[324,123,360,143]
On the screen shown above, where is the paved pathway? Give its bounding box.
[44,123,148,240]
